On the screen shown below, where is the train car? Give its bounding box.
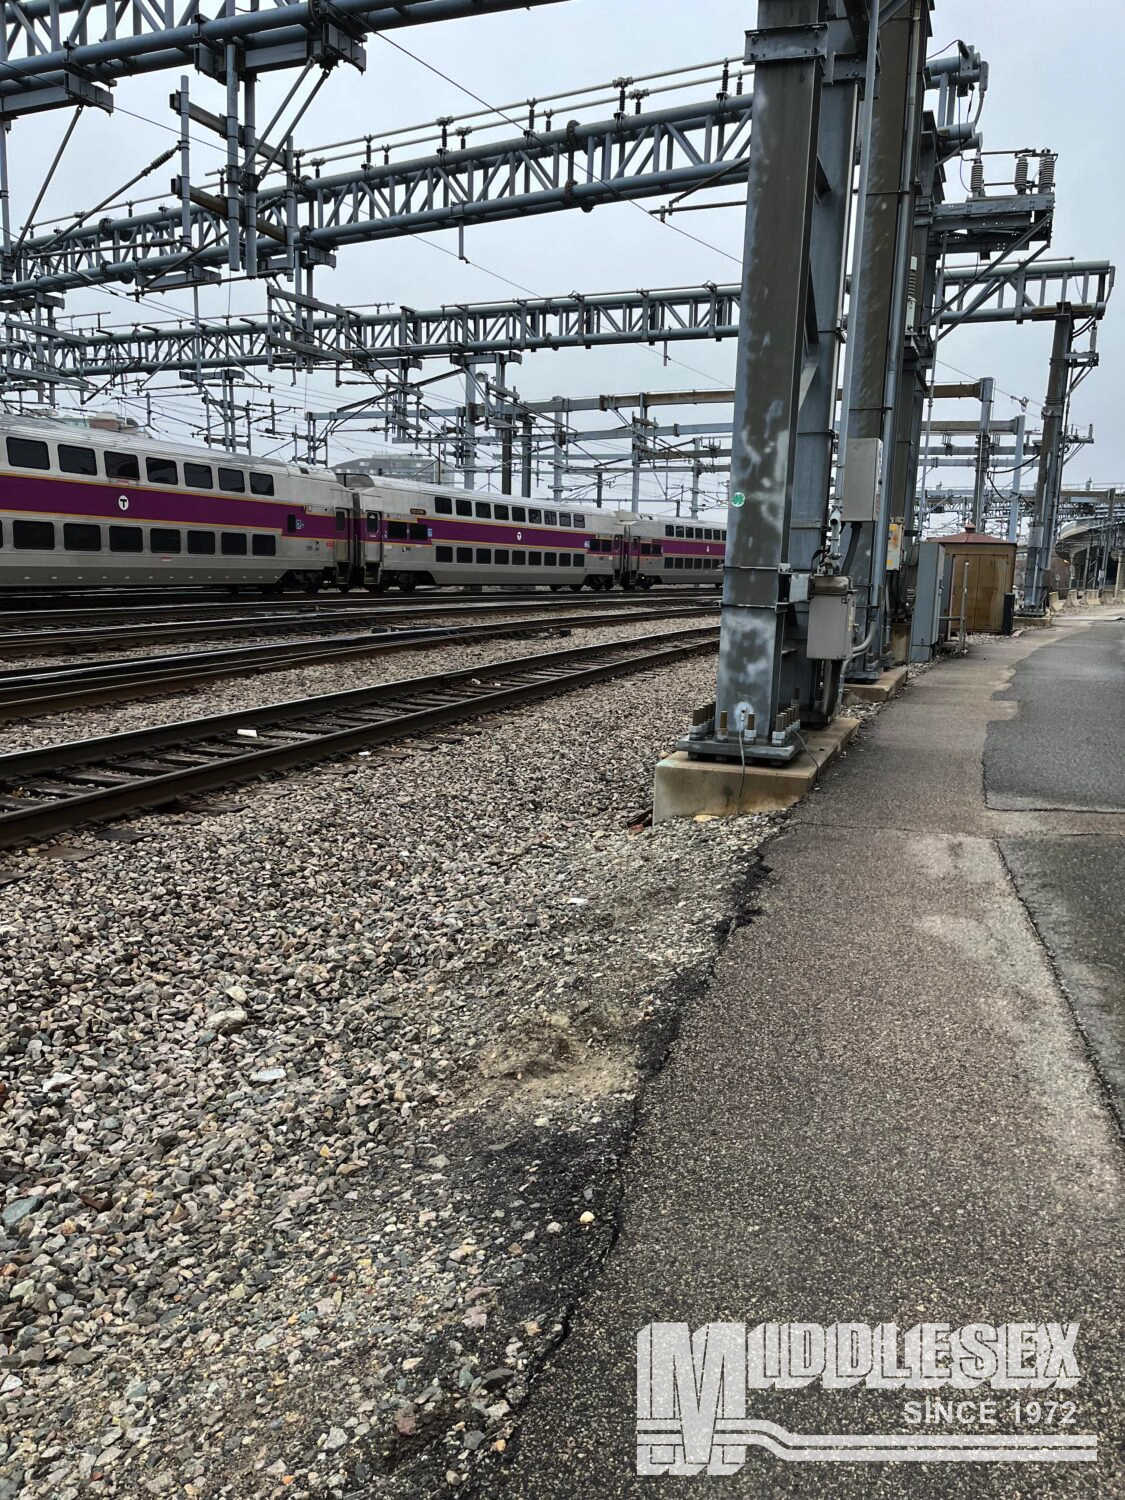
[0,413,341,594]
[618,514,727,588]
[340,473,620,592]
[0,412,728,596]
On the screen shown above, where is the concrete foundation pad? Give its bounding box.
[843,665,909,704]
[652,717,860,821]
[1015,611,1055,629]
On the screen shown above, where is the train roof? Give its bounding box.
[0,412,727,529]
[0,410,315,479]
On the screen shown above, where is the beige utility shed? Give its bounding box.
[941,531,1017,634]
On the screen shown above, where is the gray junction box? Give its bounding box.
[807,578,857,660]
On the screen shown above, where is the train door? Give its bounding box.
[363,509,383,589]
[333,499,361,589]
[620,529,642,589]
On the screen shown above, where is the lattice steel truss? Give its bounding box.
[1,94,754,299]
[1,257,1111,393]
[0,0,568,117]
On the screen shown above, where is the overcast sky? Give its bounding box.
[4,0,1122,512]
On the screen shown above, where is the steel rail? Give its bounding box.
[0,603,717,718]
[0,626,718,847]
[0,591,717,653]
[0,587,716,624]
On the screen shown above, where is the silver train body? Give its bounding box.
[0,415,726,594]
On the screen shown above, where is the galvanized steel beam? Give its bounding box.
[0,0,571,119]
[2,94,754,300]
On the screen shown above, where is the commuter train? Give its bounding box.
[0,414,727,596]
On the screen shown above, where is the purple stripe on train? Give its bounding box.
[0,471,328,534]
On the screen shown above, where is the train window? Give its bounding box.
[0,520,3,544]
[6,436,50,470]
[250,472,275,497]
[665,523,675,537]
[108,525,143,553]
[558,512,569,526]
[455,499,472,517]
[150,528,182,553]
[512,550,526,566]
[695,557,704,569]
[494,548,510,565]
[286,515,299,535]
[706,528,716,541]
[184,462,214,490]
[544,551,558,566]
[544,511,557,526]
[665,557,674,570]
[435,497,453,515]
[435,545,453,562]
[335,509,348,532]
[408,523,429,542]
[476,548,492,564]
[252,534,277,557]
[221,533,248,555]
[528,551,542,566]
[573,515,585,528]
[387,521,409,541]
[675,525,685,538]
[528,509,542,524]
[59,444,98,476]
[146,456,178,486]
[14,518,55,548]
[559,554,570,567]
[187,530,216,555]
[494,504,510,521]
[366,513,379,534]
[511,506,526,523]
[105,451,140,481]
[456,547,472,564]
[218,467,246,493]
[572,553,584,566]
[475,501,492,519]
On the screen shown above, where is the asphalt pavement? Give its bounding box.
[481,619,1125,1500]
[986,619,1125,1128]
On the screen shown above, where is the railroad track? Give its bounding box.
[0,603,717,720]
[0,627,718,849]
[0,591,718,655]
[1,586,717,621]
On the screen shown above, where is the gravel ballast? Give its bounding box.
[0,616,712,754]
[0,650,781,1499]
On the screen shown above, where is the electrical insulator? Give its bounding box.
[970,157,984,196]
[1014,154,1029,193]
[1039,153,1056,191]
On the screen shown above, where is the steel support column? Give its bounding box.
[841,0,927,680]
[708,0,859,757]
[970,376,994,530]
[1006,411,1026,543]
[784,48,861,723]
[1023,312,1074,611]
